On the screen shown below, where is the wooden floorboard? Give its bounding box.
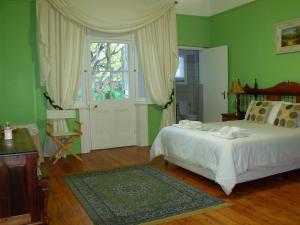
[45,146,300,225]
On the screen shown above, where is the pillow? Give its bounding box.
[273,103,300,128]
[282,101,300,127]
[244,99,255,120]
[244,100,282,124]
[246,101,272,123]
[266,101,283,124]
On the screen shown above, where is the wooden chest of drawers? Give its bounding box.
[0,129,48,224]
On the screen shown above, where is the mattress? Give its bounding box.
[150,120,300,194]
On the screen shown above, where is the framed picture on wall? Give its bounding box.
[276,18,300,54]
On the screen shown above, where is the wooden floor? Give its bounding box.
[45,147,300,225]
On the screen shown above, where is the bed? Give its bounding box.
[150,81,300,194]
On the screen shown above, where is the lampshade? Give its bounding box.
[231,80,245,94]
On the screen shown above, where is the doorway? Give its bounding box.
[79,31,149,153]
[89,41,136,150]
[176,48,202,122]
[199,46,228,122]
[176,46,228,123]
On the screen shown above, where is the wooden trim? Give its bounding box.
[221,113,244,121]
[243,81,300,98]
[0,214,31,225]
[237,81,300,113]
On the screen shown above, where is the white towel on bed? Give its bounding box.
[211,126,249,139]
[173,120,203,129]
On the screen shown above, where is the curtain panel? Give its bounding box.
[48,0,174,33]
[37,0,178,127]
[37,0,85,108]
[137,7,178,127]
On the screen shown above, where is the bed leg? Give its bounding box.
[164,160,169,166]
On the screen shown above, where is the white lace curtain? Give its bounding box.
[37,0,178,127]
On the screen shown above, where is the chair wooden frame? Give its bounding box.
[46,110,83,164]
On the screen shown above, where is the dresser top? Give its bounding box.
[0,128,36,156]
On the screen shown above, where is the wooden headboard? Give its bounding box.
[238,80,300,113]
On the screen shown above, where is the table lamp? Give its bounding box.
[231,80,245,116]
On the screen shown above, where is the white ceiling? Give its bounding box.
[175,0,255,17]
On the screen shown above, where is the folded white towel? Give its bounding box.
[174,120,203,129]
[211,126,249,139]
[179,120,190,125]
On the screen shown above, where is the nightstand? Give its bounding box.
[221,113,245,121]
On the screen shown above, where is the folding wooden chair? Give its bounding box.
[46,110,82,164]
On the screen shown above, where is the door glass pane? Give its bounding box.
[90,42,129,100]
[111,72,129,99]
[92,71,110,100]
[110,43,128,71]
[90,43,108,71]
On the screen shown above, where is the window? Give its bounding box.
[90,42,130,100]
[135,47,152,103]
[175,53,187,84]
[73,30,152,107]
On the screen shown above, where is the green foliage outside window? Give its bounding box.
[90,42,129,100]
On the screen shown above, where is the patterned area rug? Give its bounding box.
[65,165,226,225]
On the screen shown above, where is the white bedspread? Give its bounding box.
[150,120,300,194]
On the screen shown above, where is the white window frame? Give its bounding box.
[73,31,153,107]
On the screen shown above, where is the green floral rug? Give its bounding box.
[64,165,226,225]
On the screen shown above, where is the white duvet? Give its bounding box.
[150,120,300,194]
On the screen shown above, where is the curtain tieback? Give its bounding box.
[44,92,63,110]
[163,89,174,110]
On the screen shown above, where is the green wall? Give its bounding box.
[149,0,300,140]
[210,0,300,112]
[148,15,211,144]
[177,14,211,47]
[147,105,162,144]
[0,1,210,147]
[0,0,78,153]
[0,0,39,126]
[4,0,299,148]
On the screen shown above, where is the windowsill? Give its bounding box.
[135,100,153,105]
[176,82,187,85]
[176,81,188,85]
[72,102,153,108]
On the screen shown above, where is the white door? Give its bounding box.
[199,46,228,122]
[88,41,136,150]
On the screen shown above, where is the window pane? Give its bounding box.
[111,72,129,100]
[135,47,152,103]
[90,43,108,71]
[110,43,128,71]
[175,56,185,79]
[92,72,110,100]
[75,73,84,102]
